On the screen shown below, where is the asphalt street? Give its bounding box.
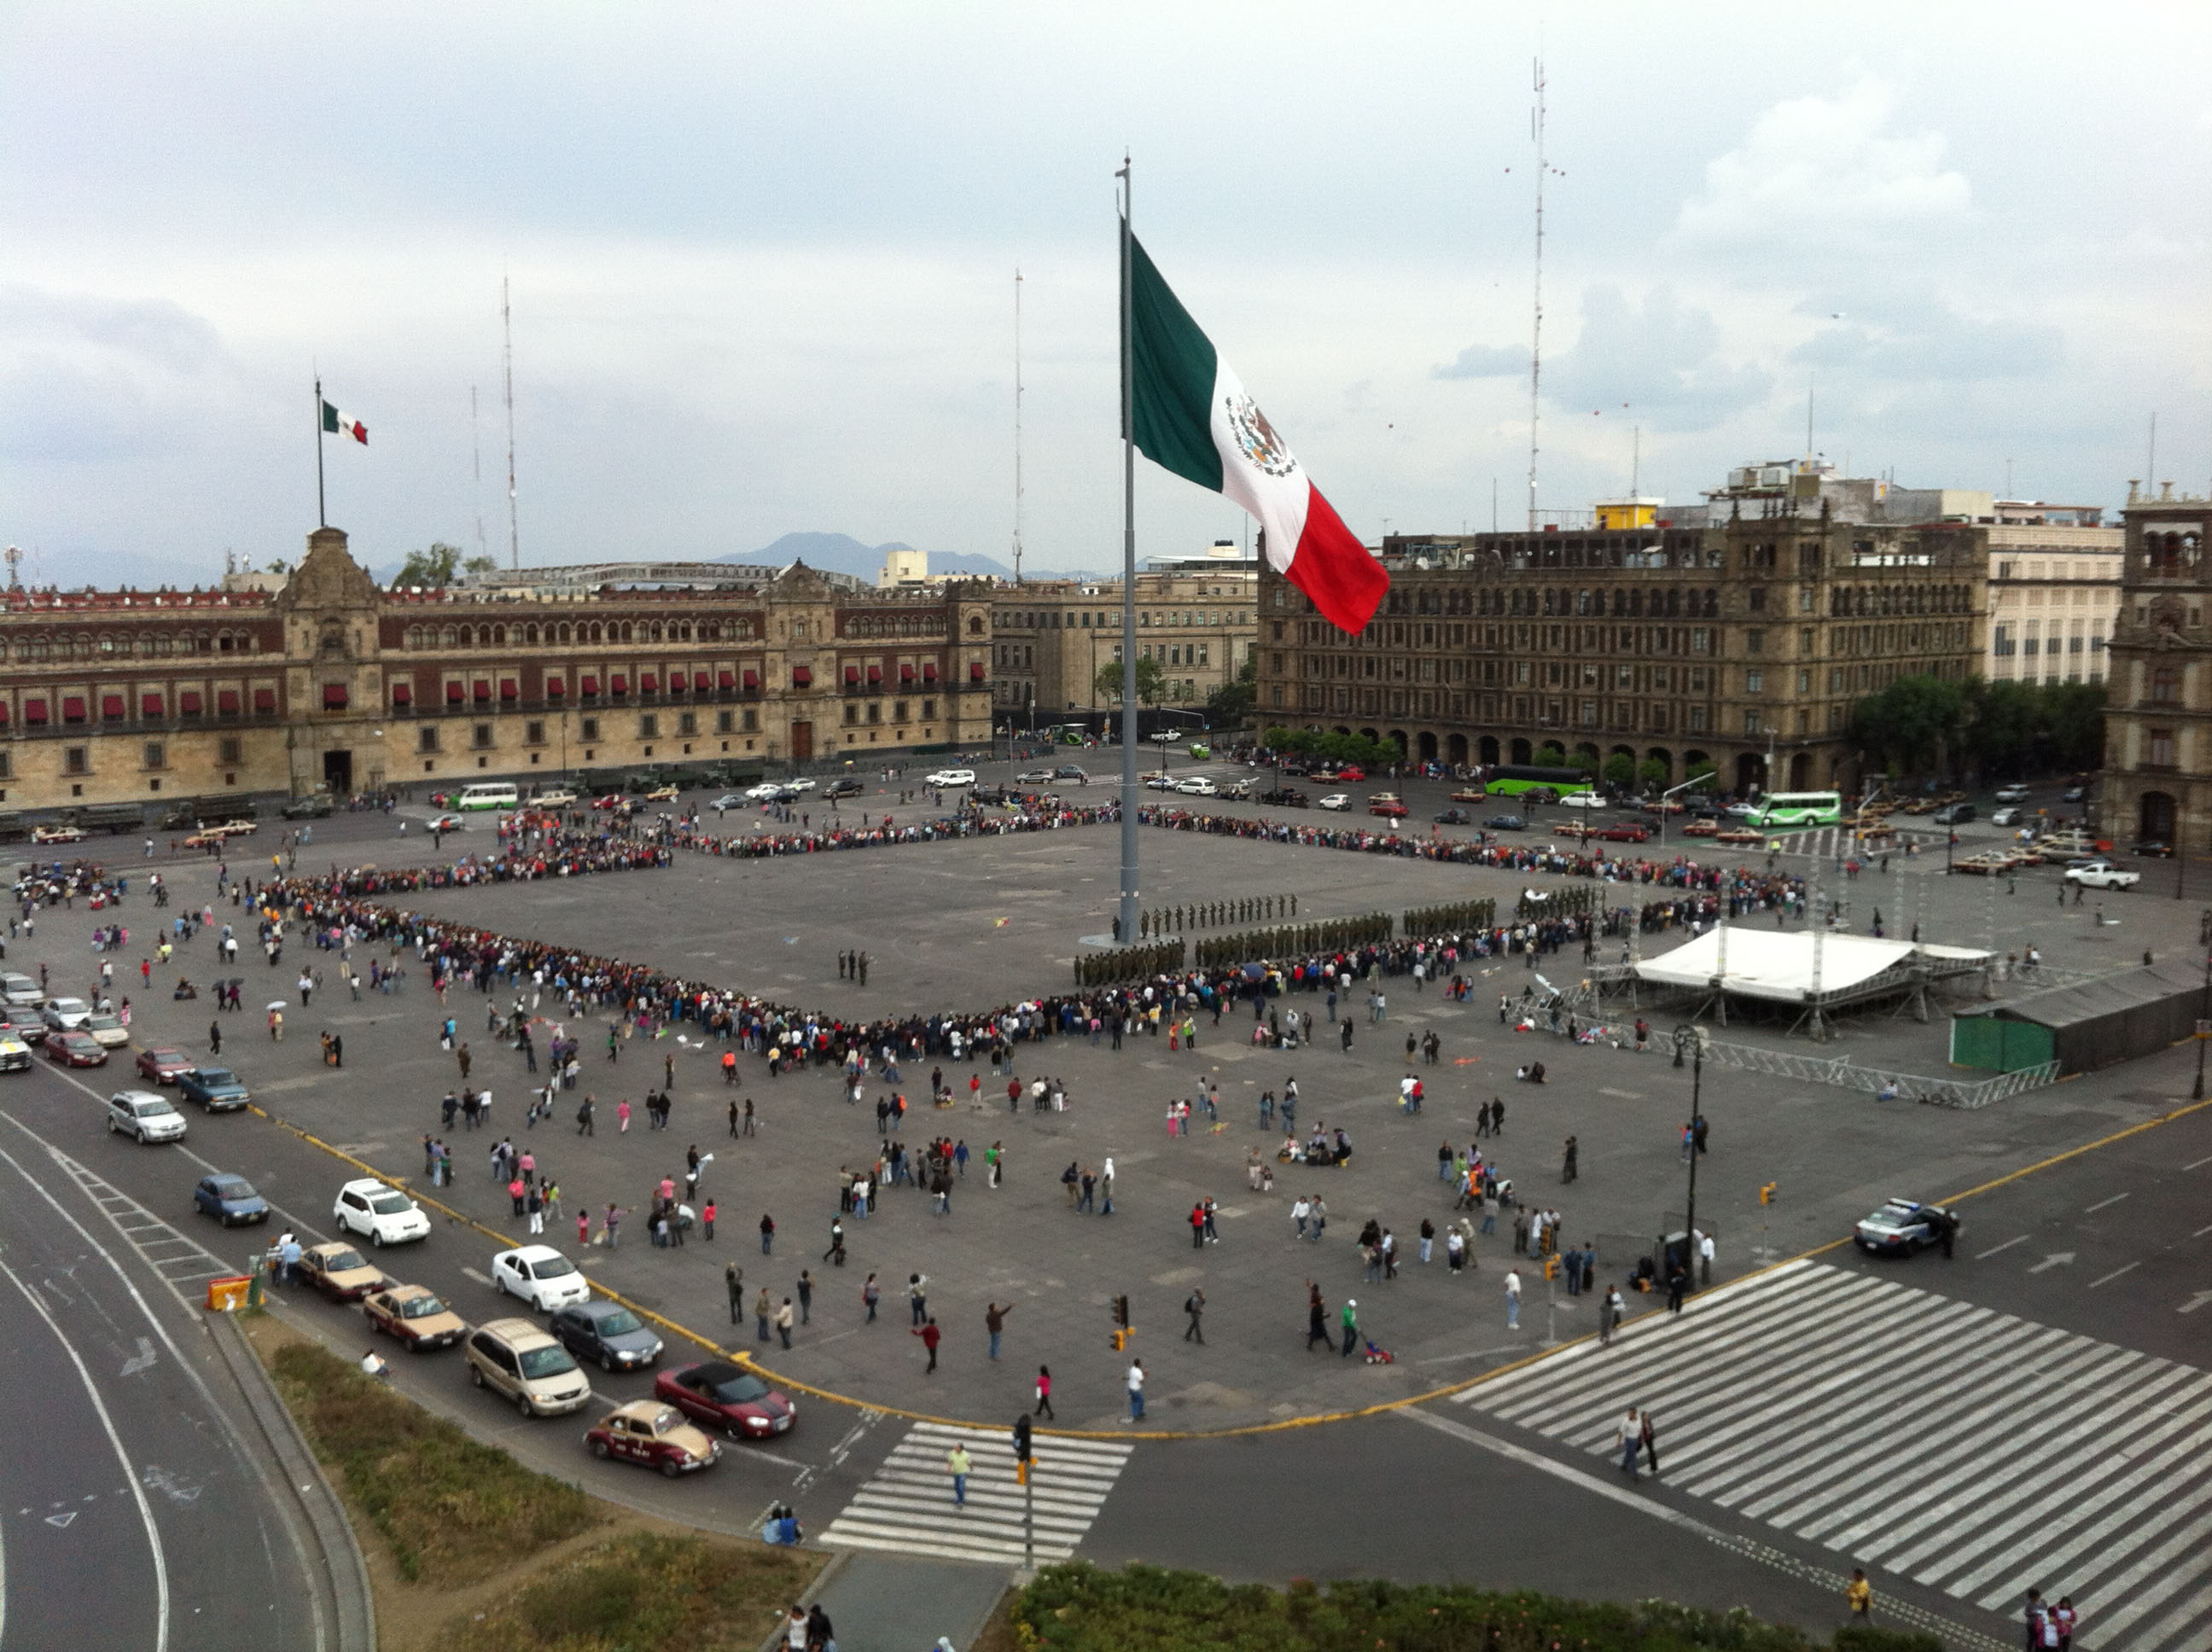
[0,1097,335,1652]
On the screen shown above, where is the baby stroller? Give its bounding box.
[1361,1337,1395,1364]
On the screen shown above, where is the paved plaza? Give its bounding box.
[57,783,2203,1438]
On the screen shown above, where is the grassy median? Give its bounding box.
[258,1331,818,1650]
[1010,1565,1944,1652]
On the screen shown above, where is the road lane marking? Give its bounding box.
[2083,1192,2131,1213]
[1976,1236,2029,1259]
[2087,1261,2141,1288]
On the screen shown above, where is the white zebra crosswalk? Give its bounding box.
[818,1422,1132,1567]
[1456,1259,2212,1652]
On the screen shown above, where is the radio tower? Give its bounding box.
[1527,55,1547,532]
[1012,267,1025,585]
[3,546,20,591]
[503,277,520,571]
[471,384,487,561]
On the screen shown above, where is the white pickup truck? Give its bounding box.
[2063,859,2140,891]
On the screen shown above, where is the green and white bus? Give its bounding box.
[456,782,521,811]
[1746,790,1842,829]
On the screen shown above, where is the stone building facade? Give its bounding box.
[988,568,1258,725]
[0,526,994,815]
[1255,502,1985,797]
[2100,489,2210,855]
[1985,509,2122,686]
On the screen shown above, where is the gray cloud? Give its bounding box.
[1546,285,1774,434]
[1432,341,1527,381]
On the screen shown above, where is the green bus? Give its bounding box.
[1746,790,1842,829]
[1484,765,1590,802]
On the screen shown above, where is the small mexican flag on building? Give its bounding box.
[1125,233,1387,635]
[321,400,367,445]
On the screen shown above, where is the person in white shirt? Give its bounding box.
[1505,1267,1522,1329]
[360,1349,391,1380]
[1616,1408,1641,1478]
[1126,1358,1146,1421]
[1699,1230,1715,1286]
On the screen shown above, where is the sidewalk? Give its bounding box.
[809,1552,1009,1652]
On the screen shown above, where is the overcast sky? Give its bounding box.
[3,3,2208,587]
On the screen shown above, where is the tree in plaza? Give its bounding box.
[1534,743,1569,769]
[1850,672,1968,779]
[1205,659,1258,724]
[1637,757,1670,791]
[1094,655,1165,707]
[393,542,496,589]
[1685,759,1718,788]
[1261,727,1402,770]
[2040,681,2107,772]
[1600,753,1636,791]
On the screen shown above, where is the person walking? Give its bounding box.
[912,1316,940,1372]
[796,1270,812,1323]
[1616,1408,1641,1480]
[946,1441,971,1507]
[907,1272,928,1325]
[1339,1297,1359,1358]
[754,1288,773,1342]
[1125,1358,1146,1420]
[985,1300,1009,1360]
[1183,1288,1205,1344]
[774,1296,795,1349]
[726,1263,743,1325]
[1639,1408,1661,1476]
[760,1213,776,1254]
[1601,1283,1624,1345]
[863,1272,880,1322]
[1505,1267,1522,1329]
[1844,1569,1871,1623]
[1033,1364,1055,1419]
[1562,1135,1578,1184]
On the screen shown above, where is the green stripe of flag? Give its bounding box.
[1126,232,1223,492]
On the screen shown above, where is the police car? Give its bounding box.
[1854,1198,1959,1255]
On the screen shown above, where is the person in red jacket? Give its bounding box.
[911,1317,940,1371]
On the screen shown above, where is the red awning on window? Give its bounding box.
[141,693,163,718]
[22,698,46,725]
[694,670,711,690]
[323,683,349,710]
[101,695,125,718]
[217,689,241,714]
[0,701,9,725]
[499,678,517,700]
[867,664,882,683]
[899,663,916,682]
[391,683,412,707]
[844,665,861,685]
[253,688,276,712]
[445,682,464,704]
[471,680,491,702]
[792,666,812,687]
[741,669,759,690]
[640,672,659,693]
[922,661,938,681]
[580,675,599,695]
[62,695,87,721]
[969,661,986,681]
[544,677,564,699]
[178,691,202,714]
[610,674,629,695]
[718,669,735,689]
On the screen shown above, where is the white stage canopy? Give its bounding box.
[1634,928,1991,1003]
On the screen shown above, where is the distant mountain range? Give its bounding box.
[722,532,1016,583]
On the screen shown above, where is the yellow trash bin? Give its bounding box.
[207,1275,253,1312]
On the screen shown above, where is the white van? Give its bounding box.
[457,782,521,811]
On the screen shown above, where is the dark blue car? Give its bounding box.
[193,1173,269,1226]
[180,1067,251,1113]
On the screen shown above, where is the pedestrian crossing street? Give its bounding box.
[1457,1259,2212,1652]
[818,1422,1133,1567]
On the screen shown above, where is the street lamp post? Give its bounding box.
[1672,1023,1708,1287]
[2194,930,2210,1103]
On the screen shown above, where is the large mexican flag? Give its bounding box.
[1126,232,1388,635]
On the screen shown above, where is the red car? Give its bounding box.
[585,1401,723,1477]
[45,1029,108,1067]
[1367,798,1408,819]
[1336,765,1367,782]
[654,1360,796,1440]
[591,794,627,811]
[1595,823,1650,842]
[136,1045,194,1085]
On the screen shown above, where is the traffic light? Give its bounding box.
[1760,1180,1779,1206]
[1109,1294,1133,1350]
[1013,1414,1033,1482]
[1542,1254,1557,1281]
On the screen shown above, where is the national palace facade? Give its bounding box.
[0,526,996,814]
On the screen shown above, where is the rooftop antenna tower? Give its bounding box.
[1630,424,1641,497]
[3,545,19,590]
[1013,267,1025,585]
[1526,54,1546,531]
[502,276,520,571]
[471,384,487,560]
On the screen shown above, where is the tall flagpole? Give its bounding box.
[314,375,327,527]
[1116,154,1140,945]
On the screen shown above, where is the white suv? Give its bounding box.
[334,1178,432,1247]
[107,1090,187,1143]
[491,1244,592,1312]
[1557,791,1606,811]
[924,769,975,788]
